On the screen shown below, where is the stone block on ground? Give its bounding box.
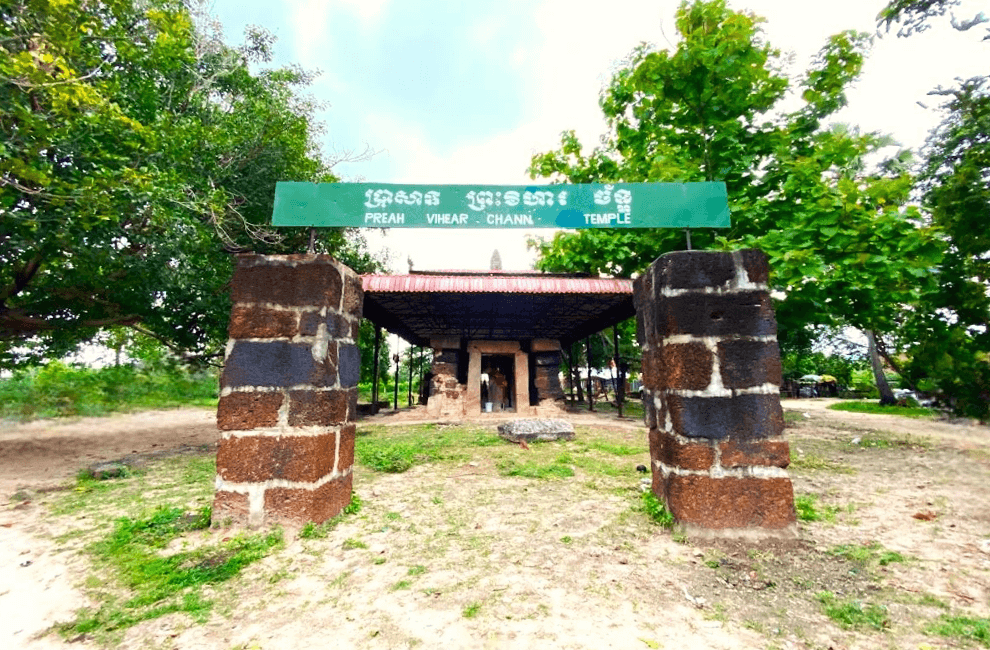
[497,419,575,443]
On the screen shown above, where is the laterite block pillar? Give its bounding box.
[634,250,796,536]
[212,254,363,527]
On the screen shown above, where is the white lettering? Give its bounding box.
[427,213,468,225]
[486,213,535,226]
[364,212,404,224]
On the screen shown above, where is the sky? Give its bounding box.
[209,0,987,273]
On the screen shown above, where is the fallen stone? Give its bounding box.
[497,419,575,443]
[87,461,129,480]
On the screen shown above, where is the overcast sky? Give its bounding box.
[210,0,986,273]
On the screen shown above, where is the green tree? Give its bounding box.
[528,0,941,403]
[879,0,990,416]
[1,0,377,367]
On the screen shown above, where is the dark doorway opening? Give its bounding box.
[481,354,514,412]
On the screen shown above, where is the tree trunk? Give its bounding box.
[865,330,897,405]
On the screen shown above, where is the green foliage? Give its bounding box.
[0,360,217,421]
[529,0,943,414]
[925,614,990,646]
[462,601,482,619]
[794,494,842,522]
[816,591,890,630]
[829,401,936,418]
[878,1,990,420]
[58,507,282,637]
[640,491,675,528]
[0,0,381,366]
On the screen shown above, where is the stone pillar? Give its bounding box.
[532,339,565,405]
[212,254,363,527]
[634,250,795,536]
[427,337,464,418]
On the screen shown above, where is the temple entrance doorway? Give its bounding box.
[481,354,514,412]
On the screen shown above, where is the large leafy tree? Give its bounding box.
[1,0,372,366]
[528,0,941,400]
[879,0,990,416]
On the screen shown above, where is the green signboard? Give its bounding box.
[272,181,729,229]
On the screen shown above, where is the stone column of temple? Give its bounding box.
[634,250,796,536]
[212,254,363,527]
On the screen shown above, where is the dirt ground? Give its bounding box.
[2,399,989,649]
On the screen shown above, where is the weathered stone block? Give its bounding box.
[229,305,299,339]
[660,342,713,391]
[231,255,343,308]
[655,429,715,471]
[223,340,335,388]
[641,352,661,393]
[497,419,575,442]
[217,391,283,430]
[655,251,737,291]
[718,339,782,389]
[719,439,790,469]
[664,475,796,529]
[288,389,349,426]
[666,393,784,441]
[644,393,658,430]
[216,432,337,483]
[337,424,355,472]
[342,272,364,316]
[656,292,776,338]
[300,310,348,338]
[212,490,250,522]
[264,473,353,524]
[739,249,769,284]
[339,343,361,388]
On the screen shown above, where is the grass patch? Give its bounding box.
[816,591,890,631]
[925,614,990,646]
[462,601,482,618]
[342,538,369,550]
[639,491,675,528]
[355,424,502,473]
[783,410,805,424]
[828,541,907,567]
[56,506,281,639]
[585,439,645,456]
[789,452,855,474]
[795,494,843,523]
[497,456,575,479]
[829,401,936,419]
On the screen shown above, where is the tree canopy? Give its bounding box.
[876,0,990,416]
[528,0,941,392]
[1,0,376,366]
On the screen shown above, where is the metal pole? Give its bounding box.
[407,346,413,407]
[392,335,400,410]
[418,347,425,404]
[371,325,382,413]
[684,228,692,250]
[613,326,623,418]
[586,336,594,412]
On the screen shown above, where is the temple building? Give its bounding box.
[361,268,634,418]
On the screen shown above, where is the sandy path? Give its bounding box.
[781,397,989,447]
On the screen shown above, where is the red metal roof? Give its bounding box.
[362,274,632,295]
